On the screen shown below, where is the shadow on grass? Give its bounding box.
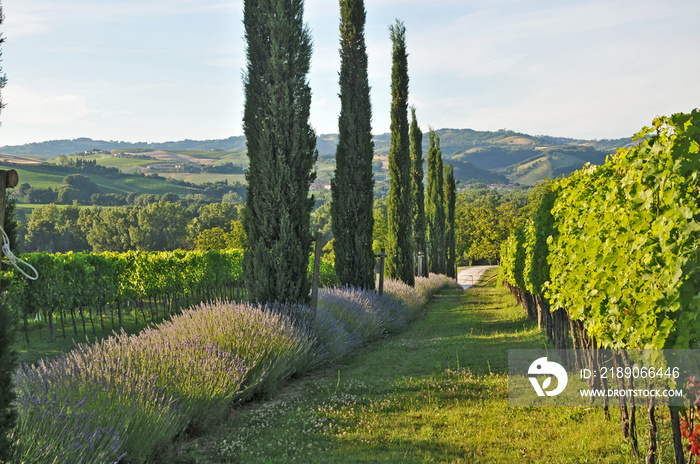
[384,280,545,377]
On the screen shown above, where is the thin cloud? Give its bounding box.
[3,84,91,125]
[2,2,52,39]
[4,0,238,37]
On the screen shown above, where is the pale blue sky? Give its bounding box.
[1,0,698,146]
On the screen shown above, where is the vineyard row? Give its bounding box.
[499,109,700,462]
[4,249,336,345]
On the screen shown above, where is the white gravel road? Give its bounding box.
[457,265,498,289]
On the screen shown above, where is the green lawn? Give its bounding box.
[163,269,669,464]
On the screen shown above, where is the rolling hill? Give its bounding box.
[0,128,632,188]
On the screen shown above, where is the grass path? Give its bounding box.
[164,269,667,463]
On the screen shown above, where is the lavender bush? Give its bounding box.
[158,301,317,400]
[414,273,462,301]
[11,274,457,463]
[312,307,364,363]
[318,287,392,342]
[14,357,182,463]
[314,274,458,363]
[12,392,125,464]
[313,285,406,364]
[383,278,426,320]
[13,301,315,463]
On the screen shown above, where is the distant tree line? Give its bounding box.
[15,182,529,268]
[56,156,121,176]
[15,201,246,254]
[201,162,245,174]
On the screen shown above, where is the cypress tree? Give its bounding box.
[444,164,457,278]
[331,0,375,290]
[426,130,445,274]
[0,5,17,459]
[242,0,318,305]
[385,20,414,286]
[410,107,427,277]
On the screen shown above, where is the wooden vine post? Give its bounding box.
[0,169,19,279]
[310,231,322,317]
[376,248,386,295]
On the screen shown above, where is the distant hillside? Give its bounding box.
[450,160,509,185]
[0,136,249,157]
[422,129,631,185]
[1,128,632,186]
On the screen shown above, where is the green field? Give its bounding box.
[93,156,170,174]
[161,172,247,185]
[1,163,198,197]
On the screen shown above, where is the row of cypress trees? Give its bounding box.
[425,130,458,278]
[384,21,457,283]
[242,0,458,306]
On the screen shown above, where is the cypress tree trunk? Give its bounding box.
[410,107,427,277]
[386,20,414,286]
[426,130,445,274]
[444,164,456,278]
[243,0,318,305]
[331,0,375,290]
